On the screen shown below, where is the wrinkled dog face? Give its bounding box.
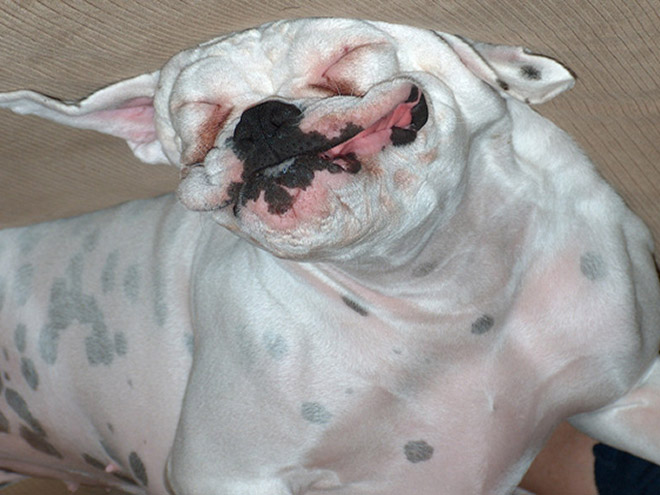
[164,20,472,261]
[0,18,574,262]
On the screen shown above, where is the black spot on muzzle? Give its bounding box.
[229,100,363,214]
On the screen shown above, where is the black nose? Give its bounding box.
[232,101,303,171]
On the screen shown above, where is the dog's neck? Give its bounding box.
[288,180,531,323]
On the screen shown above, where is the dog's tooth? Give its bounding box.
[263,158,295,178]
[339,153,361,173]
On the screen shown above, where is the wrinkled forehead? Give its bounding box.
[166,19,397,101]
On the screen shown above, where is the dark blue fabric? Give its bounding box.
[594,443,660,494]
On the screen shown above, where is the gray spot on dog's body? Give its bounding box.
[123,265,140,301]
[263,331,288,360]
[342,296,368,316]
[0,276,5,313]
[235,326,258,371]
[47,281,74,332]
[102,250,119,294]
[14,324,27,353]
[40,254,116,366]
[107,423,114,434]
[5,388,45,436]
[520,64,542,80]
[20,357,39,390]
[70,216,95,237]
[39,279,71,365]
[83,229,100,253]
[184,333,194,355]
[497,79,510,91]
[404,440,434,463]
[14,264,34,307]
[471,315,495,335]
[412,261,437,278]
[82,453,106,471]
[153,267,168,327]
[114,332,128,357]
[113,472,138,485]
[301,402,332,425]
[581,252,607,281]
[129,451,148,486]
[68,253,84,289]
[85,317,116,366]
[19,425,62,458]
[18,229,41,255]
[0,410,9,433]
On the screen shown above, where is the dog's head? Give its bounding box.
[0,19,574,264]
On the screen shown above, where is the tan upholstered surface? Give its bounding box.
[0,1,658,493]
[1,478,126,495]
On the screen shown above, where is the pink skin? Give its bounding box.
[246,170,352,231]
[96,97,156,144]
[323,94,416,157]
[298,83,414,138]
[64,480,80,492]
[104,462,121,474]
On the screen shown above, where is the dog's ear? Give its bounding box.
[0,72,168,164]
[439,34,576,104]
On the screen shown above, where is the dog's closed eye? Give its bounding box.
[172,101,234,164]
[309,42,396,97]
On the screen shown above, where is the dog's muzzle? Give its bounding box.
[228,85,428,214]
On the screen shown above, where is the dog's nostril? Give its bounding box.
[267,102,301,129]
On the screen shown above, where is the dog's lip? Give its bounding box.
[248,84,428,178]
[320,85,428,162]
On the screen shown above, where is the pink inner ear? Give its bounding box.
[93,97,156,144]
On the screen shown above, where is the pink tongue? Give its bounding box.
[323,99,415,158]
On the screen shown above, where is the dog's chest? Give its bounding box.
[182,246,546,491]
[178,224,641,494]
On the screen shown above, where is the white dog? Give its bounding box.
[0,18,659,495]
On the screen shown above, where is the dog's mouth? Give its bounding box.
[228,85,428,215]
